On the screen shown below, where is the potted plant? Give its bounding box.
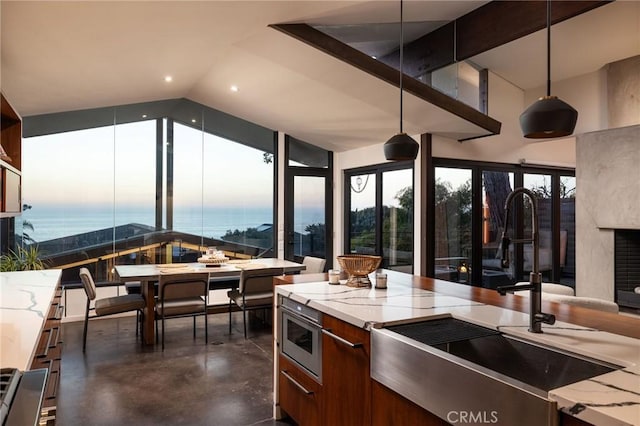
[0,245,47,271]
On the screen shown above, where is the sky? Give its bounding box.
[22,119,277,209]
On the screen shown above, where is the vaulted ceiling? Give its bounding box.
[1,1,638,152]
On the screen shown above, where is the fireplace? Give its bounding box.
[614,230,640,309]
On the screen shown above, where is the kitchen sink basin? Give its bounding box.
[371,317,621,426]
[386,317,618,392]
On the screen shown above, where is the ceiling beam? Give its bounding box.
[270,23,501,140]
[380,0,612,77]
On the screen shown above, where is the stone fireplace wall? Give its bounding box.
[576,125,640,300]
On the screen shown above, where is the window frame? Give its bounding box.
[344,161,415,273]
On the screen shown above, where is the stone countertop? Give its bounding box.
[0,270,62,370]
[276,278,640,426]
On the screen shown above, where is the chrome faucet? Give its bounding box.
[495,188,555,333]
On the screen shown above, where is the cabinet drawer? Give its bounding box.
[32,326,62,361]
[372,380,449,426]
[46,302,64,321]
[42,359,61,402]
[279,354,322,426]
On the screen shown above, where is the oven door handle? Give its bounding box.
[280,304,321,327]
[322,328,363,349]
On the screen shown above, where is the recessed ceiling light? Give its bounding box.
[230,85,239,92]
[191,119,197,123]
[371,55,377,60]
[164,76,173,82]
[142,114,148,118]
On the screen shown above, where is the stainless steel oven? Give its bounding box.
[279,295,323,380]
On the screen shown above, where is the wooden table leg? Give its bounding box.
[141,280,155,345]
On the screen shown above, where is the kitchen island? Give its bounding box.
[273,271,640,426]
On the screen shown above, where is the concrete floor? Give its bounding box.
[58,311,293,426]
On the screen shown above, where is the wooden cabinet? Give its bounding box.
[372,380,449,426]
[30,286,64,410]
[278,354,322,426]
[321,315,371,426]
[278,313,371,426]
[1,93,22,218]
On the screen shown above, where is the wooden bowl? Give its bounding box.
[336,255,382,287]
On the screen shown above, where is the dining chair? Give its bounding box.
[156,273,209,350]
[228,268,284,338]
[301,256,326,274]
[79,267,146,352]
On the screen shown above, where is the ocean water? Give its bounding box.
[17,205,324,243]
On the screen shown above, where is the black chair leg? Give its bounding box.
[82,299,90,353]
[243,309,247,339]
[193,316,196,339]
[161,314,165,351]
[228,300,232,335]
[139,310,144,342]
[205,312,208,344]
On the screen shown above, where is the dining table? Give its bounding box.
[114,258,306,345]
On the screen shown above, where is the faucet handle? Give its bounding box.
[535,312,556,325]
[500,235,511,268]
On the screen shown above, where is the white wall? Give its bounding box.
[433,71,577,166]
[525,68,608,135]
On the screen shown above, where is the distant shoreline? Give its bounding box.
[17,205,324,243]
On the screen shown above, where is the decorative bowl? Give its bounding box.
[197,256,229,266]
[336,254,382,287]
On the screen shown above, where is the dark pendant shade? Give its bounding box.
[519,95,578,138]
[383,132,419,161]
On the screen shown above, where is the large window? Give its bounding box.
[345,162,414,273]
[19,99,276,284]
[429,159,575,289]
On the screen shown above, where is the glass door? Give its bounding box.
[284,136,332,265]
[434,167,472,284]
[559,176,576,286]
[348,173,377,255]
[523,173,553,282]
[289,175,327,259]
[382,168,413,272]
[481,170,514,289]
[345,163,414,273]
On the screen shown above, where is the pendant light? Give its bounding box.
[519,0,578,138]
[384,0,419,161]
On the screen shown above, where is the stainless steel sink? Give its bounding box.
[371,317,621,426]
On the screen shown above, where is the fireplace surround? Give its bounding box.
[615,230,640,309]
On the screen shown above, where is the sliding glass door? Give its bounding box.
[434,167,472,283]
[429,159,575,289]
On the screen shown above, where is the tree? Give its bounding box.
[482,171,512,232]
[434,178,473,259]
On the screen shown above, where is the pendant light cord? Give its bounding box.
[399,0,404,133]
[546,0,551,97]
